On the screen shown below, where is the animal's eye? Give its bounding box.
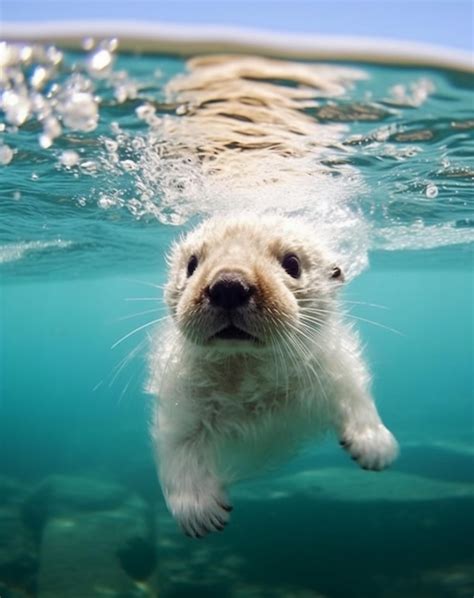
[187,255,198,277]
[331,266,343,280]
[281,253,301,278]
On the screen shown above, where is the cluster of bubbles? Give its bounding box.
[1,40,472,268]
[0,38,140,159]
[92,114,203,224]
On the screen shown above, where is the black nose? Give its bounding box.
[207,275,253,310]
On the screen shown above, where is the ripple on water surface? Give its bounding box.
[0,39,473,279]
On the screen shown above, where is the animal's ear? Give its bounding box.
[330,265,345,282]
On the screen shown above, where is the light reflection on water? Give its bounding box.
[0,40,473,281]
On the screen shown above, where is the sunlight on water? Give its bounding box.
[0,238,72,264]
[1,40,473,281]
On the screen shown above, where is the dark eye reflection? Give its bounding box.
[187,255,198,277]
[281,253,301,278]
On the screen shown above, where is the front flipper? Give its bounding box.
[167,478,232,538]
[155,413,233,538]
[340,423,399,471]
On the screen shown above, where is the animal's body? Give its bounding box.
[148,214,398,537]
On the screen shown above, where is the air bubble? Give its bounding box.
[46,46,63,66]
[121,159,137,171]
[136,104,155,120]
[98,195,118,209]
[88,49,113,77]
[58,92,99,132]
[104,38,119,52]
[0,144,14,165]
[82,37,95,51]
[0,42,20,67]
[1,90,31,126]
[104,139,118,153]
[131,137,145,151]
[114,81,138,103]
[80,160,98,174]
[110,122,121,135]
[425,183,439,199]
[43,116,62,139]
[31,66,50,90]
[39,134,53,149]
[59,150,80,167]
[19,45,33,63]
[31,93,50,118]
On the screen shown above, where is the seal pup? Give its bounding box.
[148,214,399,537]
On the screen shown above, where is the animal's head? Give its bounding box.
[165,214,344,352]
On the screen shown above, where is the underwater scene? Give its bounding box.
[0,39,473,597]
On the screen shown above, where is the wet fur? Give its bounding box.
[148,214,399,537]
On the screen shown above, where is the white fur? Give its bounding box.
[148,214,398,537]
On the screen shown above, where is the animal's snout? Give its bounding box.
[207,273,254,310]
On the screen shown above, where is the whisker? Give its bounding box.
[295,292,388,311]
[117,307,165,322]
[122,278,165,291]
[92,380,103,393]
[117,376,134,405]
[301,309,403,337]
[344,314,403,336]
[110,339,146,388]
[275,323,316,396]
[270,334,284,400]
[268,320,292,401]
[341,299,388,310]
[276,332,292,400]
[111,316,169,349]
[284,324,328,403]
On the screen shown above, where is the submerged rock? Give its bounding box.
[22,474,129,536]
[26,474,129,514]
[30,475,157,598]
[0,476,27,507]
[0,502,38,596]
[117,536,157,582]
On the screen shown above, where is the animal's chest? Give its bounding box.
[204,381,319,483]
[194,364,301,435]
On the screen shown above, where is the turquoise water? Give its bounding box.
[0,43,473,597]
